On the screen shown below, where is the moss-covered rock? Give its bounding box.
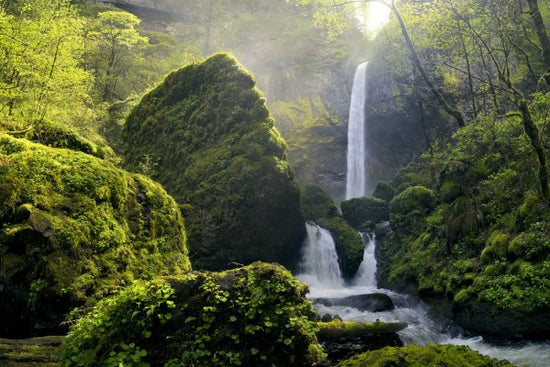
[317,319,406,341]
[318,319,405,363]
[0,336,63,367]
[0,134,190,337]
[341,196,389,231]
[60,262,324,367]
[300,183,339,220]
[372,181,395,202]
[0,120,104,159]
[337,344,513,367]
[389,185,436,230]
[300,184,364,279]
[317,216,363,280]
[123,52,305,270]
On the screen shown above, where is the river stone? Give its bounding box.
[313,293,395,312]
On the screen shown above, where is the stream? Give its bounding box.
[296,222,550,367]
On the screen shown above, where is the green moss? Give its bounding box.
[372,181,396,202]
[0,134,190,336]
[61,262,324,367]
[0,336,63,367]
[0,120,103,158]
[341,196,389,231]
[337,344,513,367]
[300,184,339,221]
[390,186,436,215]
[123,52,305,271]
[317,319,407,341]
[317,216,364,280]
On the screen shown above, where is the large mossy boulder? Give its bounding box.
[300,184,364,280]
[60,262,324,367]
[318,319,405,363]
[123,52,305,270]
[337,344,513,367]
[0,134,190,337]
[341,196,389,232]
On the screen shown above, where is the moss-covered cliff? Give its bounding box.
[0,134,190,337]
[123,52,305,271]
[60,262,324,367]
[377,115,550,338]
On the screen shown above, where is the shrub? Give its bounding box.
[61,262,324,367]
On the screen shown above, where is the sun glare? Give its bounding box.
[356,2,391,39]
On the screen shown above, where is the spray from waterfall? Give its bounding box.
[345,61,368,200]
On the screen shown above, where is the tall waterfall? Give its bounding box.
[296,222,344,289]
[345,61,369,200]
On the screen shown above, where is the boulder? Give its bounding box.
[337,344,513,367]
[317,319,406,363]
[313,293,395,312]
[341,196,389,231]
[60,262,324,367]
[123,52,305,271]
[0,134,190,337]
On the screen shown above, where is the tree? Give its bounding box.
[0,0,92,126]
[84,10,148,102]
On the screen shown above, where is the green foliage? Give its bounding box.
[380,113,550,320]
[341,196,389,231]
[123,53,305,271]
[389,185,435,231]
[372,181,396,202]
[0,134,190,336]
[61,262,324,367]
[0,0,93,127]
[337,344,513,367]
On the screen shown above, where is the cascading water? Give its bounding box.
[345,61,368,200]
[351,233,376,287]
[297,222,344,289]
[296,224,550,366]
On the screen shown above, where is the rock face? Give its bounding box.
[0,134,190,337]
[60,262,324,367]
[313,293,395,313]
[123,53,305,271]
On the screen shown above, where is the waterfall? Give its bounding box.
[351,233,377,287]
[345,61,369,200]
[296,222,344,289]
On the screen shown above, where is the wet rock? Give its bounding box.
[317,319,405,363]
[313,293,395,312]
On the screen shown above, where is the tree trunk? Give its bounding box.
[517,96,550,200]
[389,0,466,128]
[526,0,550,85]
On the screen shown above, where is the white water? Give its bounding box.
[296,224,550,366]
[297,222,344,289]
[345,62,368,200]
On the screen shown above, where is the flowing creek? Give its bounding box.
[296,223,550,367]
